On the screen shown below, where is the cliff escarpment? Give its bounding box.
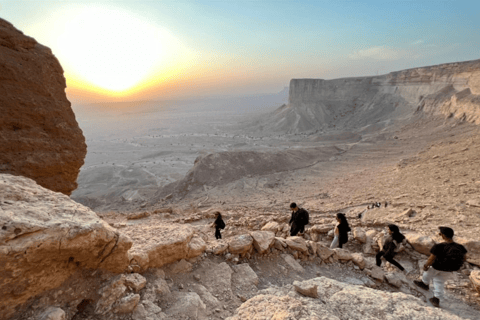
[269,59,480,133]
[0,18,86,195]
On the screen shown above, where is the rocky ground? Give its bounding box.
[61,106,480,319]
[4,115,480,319]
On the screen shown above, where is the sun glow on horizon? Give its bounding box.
[29,5,197,96]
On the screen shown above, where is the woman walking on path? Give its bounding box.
[330,213,351,249]
[376,224,406,271]
[212,211,225,239]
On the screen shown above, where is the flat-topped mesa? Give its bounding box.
[283,59,480,133]
[0,18,86,195]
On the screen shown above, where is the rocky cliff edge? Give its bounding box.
[0,18,86,195]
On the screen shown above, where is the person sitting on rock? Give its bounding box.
[288,202,309,236]
[413,226,467,308]
[211,211,225,240]
[376,224,406,271]
[330,213,351,249]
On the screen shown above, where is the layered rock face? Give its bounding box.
[270,59,480,133]
[0,18,86,195]
[0,174,132,319]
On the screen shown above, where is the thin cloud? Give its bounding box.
[349,46,400,61]
[411,39,424,45]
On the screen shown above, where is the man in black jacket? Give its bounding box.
[414,226,467,308]
[288,202,309,236]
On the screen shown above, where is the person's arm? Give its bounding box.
[423,254,436,271]
[334,225,339,236]
[289,213,293,225]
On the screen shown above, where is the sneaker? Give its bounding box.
[429,297,440,308]
[413,280,429,291]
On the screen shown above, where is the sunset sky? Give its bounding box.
[1,0,479,103]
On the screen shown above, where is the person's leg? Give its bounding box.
[299,224,305,234]
[290,225,299,236]
[422,267,437,286]
[384,256,404,271]
[215,228,221,239]
[431,270,451,301]
[376,251,385,267]
[338,241,343,249]
[330,235,339,249]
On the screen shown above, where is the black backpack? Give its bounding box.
[216,219,226,230]
[300,208,309,225]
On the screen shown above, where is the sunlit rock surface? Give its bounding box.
[0,174,132,319]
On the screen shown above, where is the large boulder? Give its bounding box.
[166,292,206,318]
[0,174,132,319]
[353,227,367,243]
[281,254,305,272]
[0,18,86,195]
[187,234,207,258]
[201,261,234,300]
[125,223,195,271]
[228,234,253,255]
[333,248,353,261]
[250,231,275,253]
[456,237,480,266]
[316,243,334,260]
[285,236,308,252]
[232,263,259,301]
[261,221,280,233]
[309,224,335,234]
[232,263,259,288]
[351,253,366,270]
[227,277,464,320]
[405,232,435,255]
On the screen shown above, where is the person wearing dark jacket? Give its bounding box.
[288,202,309,236]
[376,224,406,271]
[330,213,351,249]
[414,226,467,308]
[212,212,225,239]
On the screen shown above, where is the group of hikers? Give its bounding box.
[211,202,469,309]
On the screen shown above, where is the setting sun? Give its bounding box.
[35,5,195,96]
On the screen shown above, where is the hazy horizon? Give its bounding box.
[2,0,479,104]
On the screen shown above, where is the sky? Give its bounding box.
[1,0,479,103]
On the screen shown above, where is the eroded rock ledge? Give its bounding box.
[0,174,131,319]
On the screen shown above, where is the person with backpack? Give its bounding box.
[330,213,351,249]
[376,224,406,271]
[212,211,225,239]
[414,226,467,308]
[288,202,309,236]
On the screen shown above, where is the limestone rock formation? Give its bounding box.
[227,277,465,320]
[0,18,86,195]
[404,232,435,256]
[253,59,480,134]
[250,230,275,253]
[126,223,198,271]
[227,234,253,255]
[456,237,480,266]
[0,174,132,319]
[285,236,308,252]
